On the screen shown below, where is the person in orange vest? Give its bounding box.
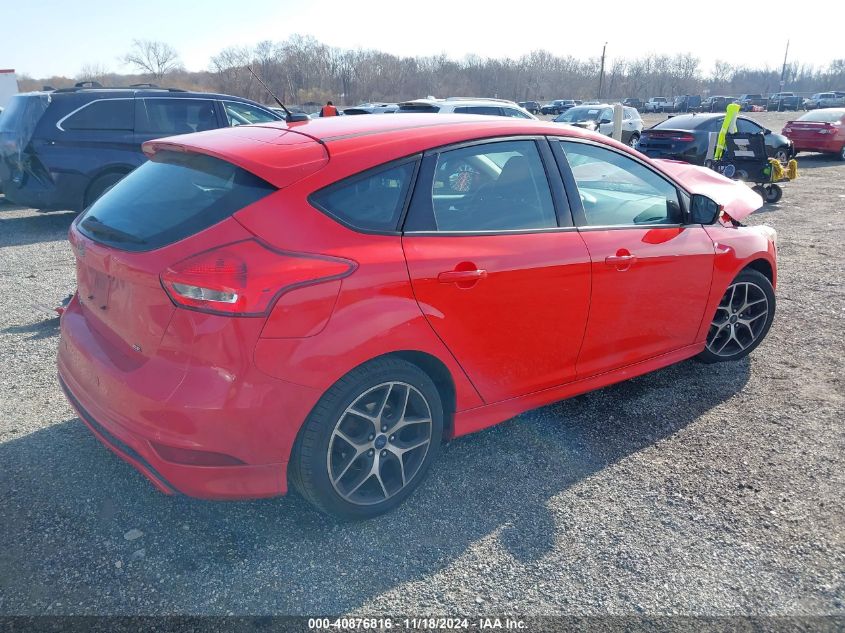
[320,101,339,117]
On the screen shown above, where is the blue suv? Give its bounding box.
[0,83,282,211]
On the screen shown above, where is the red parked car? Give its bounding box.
[58,114,777,518]
[782,108,845,161]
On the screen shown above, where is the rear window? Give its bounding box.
[77,151,275,251]
[799,109,845,123]
[654,115,711,130]
[62,99,134,131]
[0,94,50,133]
[309,160,417,232]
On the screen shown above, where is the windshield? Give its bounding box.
[798,109,844,123]
[554,106,604,123]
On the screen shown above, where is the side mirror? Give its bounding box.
[763,128,771,134]
[599,118,612,124]
[690,194,722,224]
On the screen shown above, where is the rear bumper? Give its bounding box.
[640,148,704,165]
[790,140,843,154]
[58,295,323,500]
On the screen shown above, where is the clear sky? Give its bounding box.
[1,0,840,78]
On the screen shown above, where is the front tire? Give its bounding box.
[698,269,775,364]
[289,357,444,519]
[838,145,845,161]
[628,133,640,148]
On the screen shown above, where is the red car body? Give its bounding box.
[58,114,777,503]
[783,108,845,158]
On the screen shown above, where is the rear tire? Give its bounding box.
[839,145,845,161]
[697,269,775,364]
[83,172,127,209]
[289,357,444,520]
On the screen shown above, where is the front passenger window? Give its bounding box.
[559,141,682,226]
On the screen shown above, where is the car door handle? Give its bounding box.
[438,269,488,283]
[605,254,637,264]
[605,252,637,271]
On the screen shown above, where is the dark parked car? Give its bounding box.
[621,97,644,110]
[0,84,282,211]
[767,92,802,112]
[541,100,576,115]
[738,94,767,111]
[518,101,541,114]
[695,96,736,112]
[637,113,794,165]
[669,95,702,113]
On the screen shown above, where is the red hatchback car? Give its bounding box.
[783,108,845,161]
[58,114,777,518]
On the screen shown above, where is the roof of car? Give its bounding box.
[399,97,520,107]
[20,87,262,102]
[145,114,635,186]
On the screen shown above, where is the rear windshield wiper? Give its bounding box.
[80,216,145,245]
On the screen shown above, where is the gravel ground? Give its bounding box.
[0,111,842,618]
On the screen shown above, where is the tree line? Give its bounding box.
[18,36,845,106]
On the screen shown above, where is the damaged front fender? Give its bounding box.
[653,158,763,222]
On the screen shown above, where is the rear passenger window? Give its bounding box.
[63,99,134,131]
[138,99,218,135]
[408,140,556,232]
[310,161,417,232]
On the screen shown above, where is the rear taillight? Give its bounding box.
[160,239,356,316]
[646,132,695,142]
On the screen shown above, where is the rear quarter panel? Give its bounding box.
[235,182,485,413]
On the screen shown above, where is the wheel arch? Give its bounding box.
[82,164,135,207]
[388,350,457,439]
[743,257,774,287]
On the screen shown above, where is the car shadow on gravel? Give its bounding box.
[0,357,749,614]
[793,154,843,169]
[1,316,61,340]
[0,210,76,247]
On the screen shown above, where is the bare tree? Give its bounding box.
[123,40,182,80]
[78,63,111,85]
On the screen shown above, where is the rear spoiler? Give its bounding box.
[142,126,329,189]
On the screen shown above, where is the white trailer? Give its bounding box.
[0,69,19,111]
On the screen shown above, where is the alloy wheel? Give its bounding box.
[327,381,432,506]
[774,149,789,163]
[706,282,769,357]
